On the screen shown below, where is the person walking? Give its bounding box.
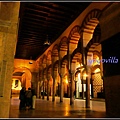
[25,87,32,110]
[19,87,26,110]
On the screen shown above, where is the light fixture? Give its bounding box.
[44,35,51,45]
[29,61,33,64]
[29,56,33,64]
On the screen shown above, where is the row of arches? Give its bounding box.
[36,8,104,105]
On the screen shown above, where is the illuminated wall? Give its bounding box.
[12,79,22,90]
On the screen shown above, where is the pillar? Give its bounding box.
[81,32,90,108]
[60,75,63,102]
[0,2,20,118]
[47,78,50,101]
[42,74,45,99]
[52,76,56,102]
[99,3,120,117]
[102,32,120,117]
[82,79,84,99]
[39,80,42,99]
[68,83,70,97]
[31,72,37,93]
[85,65,91,108]
[91,76,94,98]
[37,81,40,98]
[70,72,74,105]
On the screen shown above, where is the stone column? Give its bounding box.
[60,75,63,102]
[82,79,84,99]
[58,50,64,102]
[81,32,90,108]
[70,72,74,105]
[68,83,70,97]
[42,73,45,99]
[42,79,45,99]
[52,64,56,102]
[52,76,56,102]
[39,80,42,99]
[85,65,91,108]
[36,71,40,98]
[0,2,20,118]
[31,72,37,93]
[47,78,50,100]
[37,67,41,98]
[37,81,40,98]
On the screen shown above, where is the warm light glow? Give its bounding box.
[12,79,22,90]
[66,79,68,84]
[29,61,33,64]
[44,40,51,45]
[94,68,100,73]
[78,73,80,81]
[93,55,100,66]
[80,63,83,66]
[83,73,88,78]
[76,62,80,68]
[64,106,69,116]
[44,35,51,45]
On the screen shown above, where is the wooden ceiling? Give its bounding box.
[15,2,91,60]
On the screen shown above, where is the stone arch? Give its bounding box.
[93,50,101,59]
[71,48,82,73]
[75,70,80,77]
[91,65,101,73]
[12,67,32,91]
[42,54,47,68]
[52,44,59,63]
[81,67,90,83]
[80,9,102,49]
[71,48,82,64]
[47,50,52,65]
[68,25,81,54]
[85,24,102,67]
[82,9,102,34]
[85,24,101,53]
[61,55,68,76]
[47,64,52,77]
[39,58,42,65]
[59,36,68,58]
[53,60,59,77]
[68,25,81,40]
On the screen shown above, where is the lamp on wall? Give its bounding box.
[44,35,51,45]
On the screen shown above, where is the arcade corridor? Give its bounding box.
[0,2,120,118]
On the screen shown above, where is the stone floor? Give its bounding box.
[9,96,108,118]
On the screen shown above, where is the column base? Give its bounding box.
[60,100,63,102]
[52,97,55,102]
